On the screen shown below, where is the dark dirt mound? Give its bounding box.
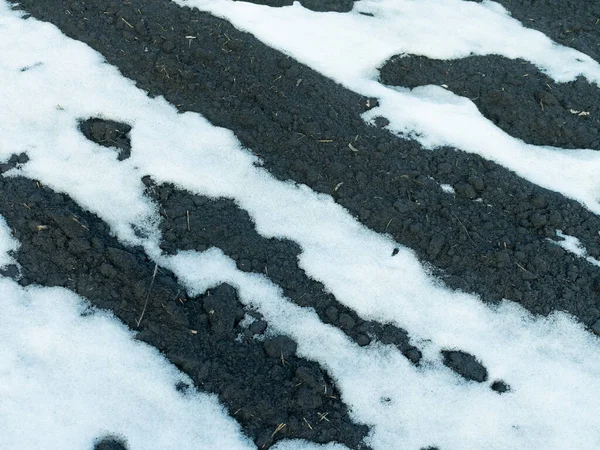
[0,173,370,449]
[79,117,132,161]
[442,350,488,383]
[379,54,600,150]
[465,0,600,64]
[11,0,600,338]
[0,152,28,174]
[94,436,128,450]
[229,0,355,12]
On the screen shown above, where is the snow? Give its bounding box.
[550,230,600,268]
[176,0,600,215]
[439,183,456,194]
[2,1,600,450]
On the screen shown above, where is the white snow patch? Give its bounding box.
[175,0,600,214]
[176,0,600,84]
[550,230,600,268]
[440,183,455,194]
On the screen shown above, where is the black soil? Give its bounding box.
[466,0,600,64]
[5,0,600,447]
[94,437,128,450]
[379,54,600,150]
[441,350,488,383]
[79,117,132,161]
[0,174,369,449]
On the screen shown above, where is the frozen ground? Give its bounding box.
[1,1,600,449]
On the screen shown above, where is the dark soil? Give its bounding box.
[94,437,128,450]
[5,0,600,447]
[78,117,132,161]
[0,173,369,449]
[441,350,488,383]
[466,0,600,64]
[379,54,600,150]
[147,180,511,393]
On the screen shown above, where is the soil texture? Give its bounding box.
[5,0,600,447]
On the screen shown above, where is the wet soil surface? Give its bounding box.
[466,0,600,64]
[5,0,600,447]
[379,54,600,150]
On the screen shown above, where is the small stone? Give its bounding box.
[456,183,477,199]
[442,350,488,382]
[338,313,356,331]
[373,116,390,128]
[356,334,371,347]
[491,380,510,393]
[263,335,298,359]
[16,153,29,164]
[468,175,485,192]
[249,320,267,335]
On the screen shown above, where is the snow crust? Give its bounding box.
[2,2,600,450]
[176,0,600,214]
